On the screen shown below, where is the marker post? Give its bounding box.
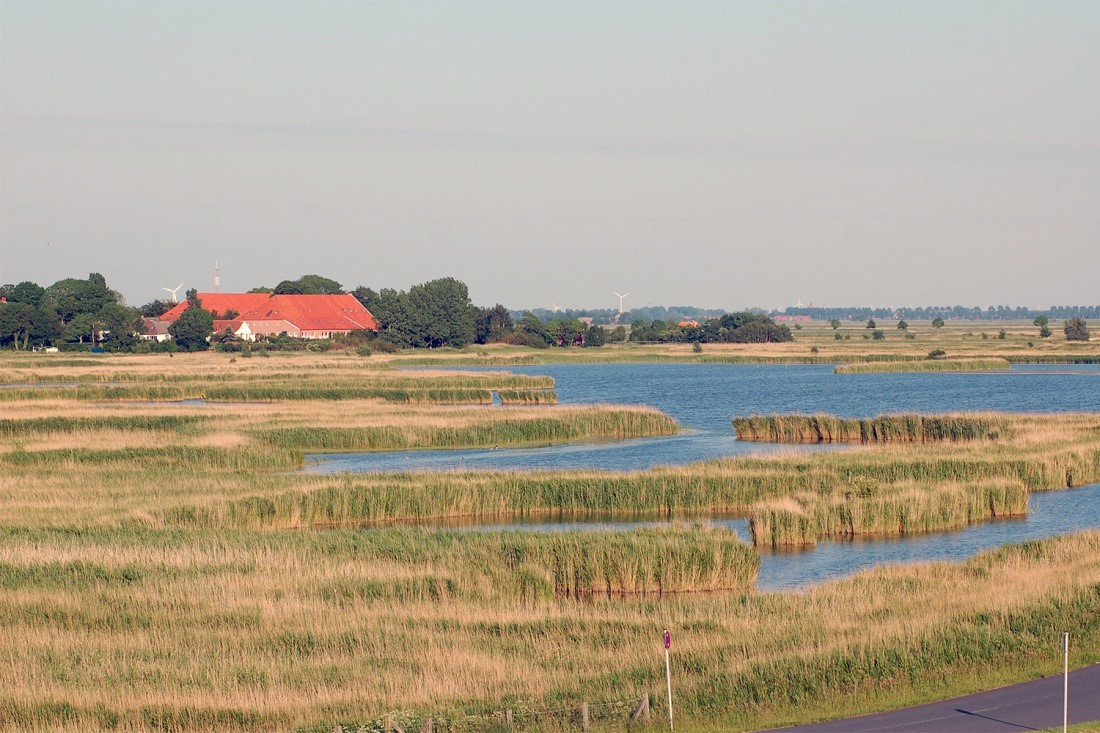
[1063,631,1069,733]
[664,629,673,731]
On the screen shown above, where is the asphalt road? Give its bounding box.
[761,663,1100,732]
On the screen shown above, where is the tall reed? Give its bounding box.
[749,479,1030,547]
[733,413,1010,443]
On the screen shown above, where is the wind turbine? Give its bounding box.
[612,291,630,318]
[162,283,183,303]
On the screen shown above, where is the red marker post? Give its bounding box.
[664,629,673,731]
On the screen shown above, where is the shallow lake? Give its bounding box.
[314,362,1100,590]
[307,363,1100,473]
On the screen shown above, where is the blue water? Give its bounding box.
[307,363,1100,473]
[318,362,1100,590]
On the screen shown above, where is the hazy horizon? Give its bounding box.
[2,1,1097,311]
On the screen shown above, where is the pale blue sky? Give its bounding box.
[2,1,1097,310]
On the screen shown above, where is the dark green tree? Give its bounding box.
[512,312,553,348]
[1064,318,1090,341]
[169,305,214,351]
[830,318,841,331]
[475,304,513,344]
[897,320,908,330]
[583,323,605,347]
[866,319,876,329]
[140,299,175,317]
[932,317,945,330]
[0,302,35,349]
[274,274,344,295]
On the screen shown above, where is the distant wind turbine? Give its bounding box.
[162,283,183,303]
[613,291,631,317]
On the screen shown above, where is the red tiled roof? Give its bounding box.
[160,293,272,322]
[237,294,378,333]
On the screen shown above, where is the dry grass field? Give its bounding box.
[1,346,1099,732]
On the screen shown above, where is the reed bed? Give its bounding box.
[834,358,1011,374]
[733,413,1011,443]
[251,408,678,452]
[749,479,1030,547]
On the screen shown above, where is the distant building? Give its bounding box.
[140,317,172,342]
[774,315,812,322]
[150,293,379,342]
[678,320,700,328]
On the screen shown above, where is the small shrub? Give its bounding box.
[356,346,373,357]
[810,346,819,354]
[692,341,702,353]
[872,330,885,340]
[928,349,947,359]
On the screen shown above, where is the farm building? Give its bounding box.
[155,293,379,341]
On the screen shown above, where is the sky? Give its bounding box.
[1,1,1097,312]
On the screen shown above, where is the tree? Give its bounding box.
[866,319,876,329]
[897,320,908,331]
[931,317,945,331]
[872,329,885,340]
[140,299,175,317]
[169,305,214,351]
[1064,318,1090,342]
[830,318,841,331]
[405,278,478,348]
[512,312,553,348]
[475,304,513,344]
[274,275,343,295]
[1040,325,1052,338]
[583,323,605,347]
[1034,315,1051,338]
[0,302,35,349]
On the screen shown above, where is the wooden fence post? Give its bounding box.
[581,701,590,731]
[629,693,650,724]
[506,708,513,731]
[420,716,433,733]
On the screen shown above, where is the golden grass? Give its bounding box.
[1,351,1099,731]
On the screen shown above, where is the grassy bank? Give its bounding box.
[834,357,1011,374]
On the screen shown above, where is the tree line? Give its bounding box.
[4,272,1089,352]
[776,304,1100,322]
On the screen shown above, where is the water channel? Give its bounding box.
[305,363,1100,590]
